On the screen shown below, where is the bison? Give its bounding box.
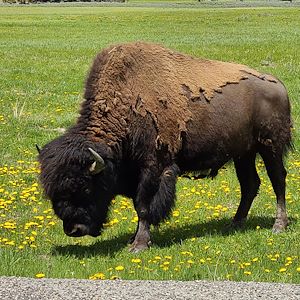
[38,42,292,252]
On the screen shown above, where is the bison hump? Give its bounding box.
[83,42,276,154]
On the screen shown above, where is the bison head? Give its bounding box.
[38,134,116,238]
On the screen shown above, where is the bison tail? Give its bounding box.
[149,164,180,226]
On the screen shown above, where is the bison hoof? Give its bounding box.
[129,241,151,253]
[231,218,246,229]
[272,219,288,233]
[128,235,136,245]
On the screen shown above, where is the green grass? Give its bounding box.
[0,4,300,282]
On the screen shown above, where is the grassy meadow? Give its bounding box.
[0,3,300,282]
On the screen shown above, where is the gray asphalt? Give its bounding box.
[1,277,300,300]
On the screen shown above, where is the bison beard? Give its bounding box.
[38,42,292,252]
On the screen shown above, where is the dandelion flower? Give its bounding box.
[279,268,287,273]
[35,273,45,278]
[264,269,271,273]
[115,266,124,271]
[172,211,180,217]
[89,272,105,280]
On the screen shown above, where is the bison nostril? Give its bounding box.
[64,224,88,237]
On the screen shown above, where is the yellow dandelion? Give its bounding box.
[172,210,180,217]
[131,258,142,263]
[5,241,15,246]
[264,269,271,273]
[115,266,124,271]
[212,212,220,218]
[89,272,105,280]
[35,273,45,278]
[131,216,138,223]
[279,268,287,273]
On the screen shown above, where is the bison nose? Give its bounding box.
[64,224,88,237]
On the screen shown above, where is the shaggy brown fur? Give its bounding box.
[39,42,292,252]
[82,42,277,154]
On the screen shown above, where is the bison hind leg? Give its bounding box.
[259,147,289,233]
[233,152,261,228]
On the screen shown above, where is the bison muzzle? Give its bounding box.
[38,42,292,252]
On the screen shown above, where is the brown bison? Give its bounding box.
[38,42,292,252]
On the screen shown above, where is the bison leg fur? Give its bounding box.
[129,164,179,252]
[129,219,151,253]
[260,149,288,233]
[233,152,261,228]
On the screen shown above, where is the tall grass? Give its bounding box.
[0,4,299,282]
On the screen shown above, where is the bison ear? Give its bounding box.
[88,148,105,175]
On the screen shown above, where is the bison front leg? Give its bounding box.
[233,152,261,227]
[129,164,180,253]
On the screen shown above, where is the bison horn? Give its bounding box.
[36,144,41,154]
[88,148,105,174]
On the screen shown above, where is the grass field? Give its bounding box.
[0,3,300,282]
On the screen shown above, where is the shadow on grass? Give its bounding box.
[153,215,276,248]
[52,215,293,258]
[52,232,132,259]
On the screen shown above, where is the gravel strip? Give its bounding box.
[1,277,300,300]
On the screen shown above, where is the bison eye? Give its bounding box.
[84,188,91,195]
